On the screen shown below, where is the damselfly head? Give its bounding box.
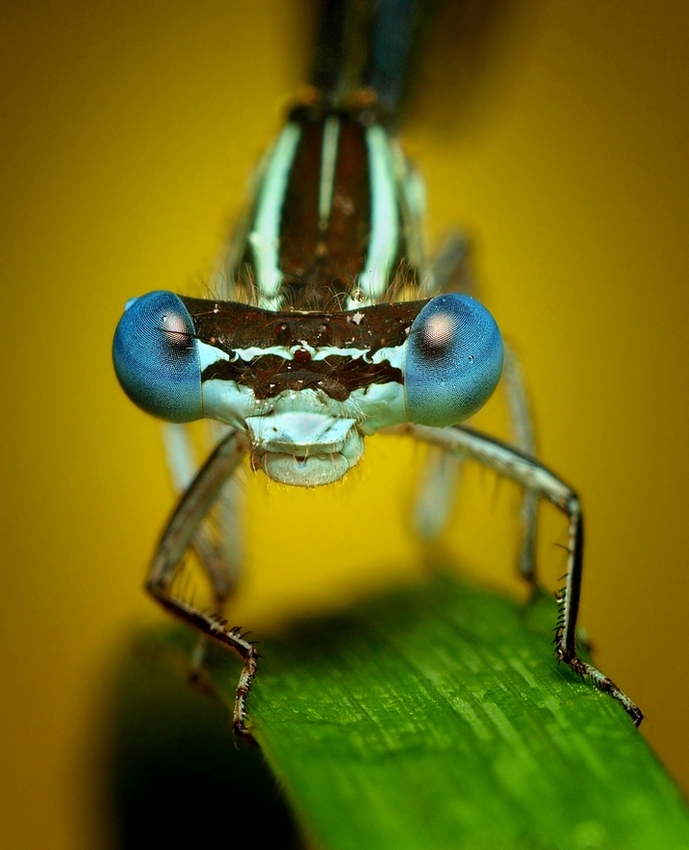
[113,292,503,486]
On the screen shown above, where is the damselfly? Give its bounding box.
[112,0,642,738]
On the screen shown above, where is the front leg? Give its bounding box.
[146,428,258,740]
[383,422,643,726]
[163,422,244,605]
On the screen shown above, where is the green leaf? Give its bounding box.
[124,574,689,850]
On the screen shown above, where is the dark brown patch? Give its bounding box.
[180,296,429,401]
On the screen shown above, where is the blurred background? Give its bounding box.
[1,0,688,847]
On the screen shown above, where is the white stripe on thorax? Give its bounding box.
[249,122,301,306]
[319,117,340,230]
[355,125,400,305]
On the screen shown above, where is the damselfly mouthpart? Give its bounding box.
[112,0,641,739]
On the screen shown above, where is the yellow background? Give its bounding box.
[1,1,688,847]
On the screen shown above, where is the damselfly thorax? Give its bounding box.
[226,97,429,312]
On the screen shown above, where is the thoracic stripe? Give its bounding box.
[358,124,400,303]
[249,122,302,304]
[319,116,341,228]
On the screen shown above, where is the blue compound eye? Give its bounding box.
[112,291,203,422]
[404,294,503,427]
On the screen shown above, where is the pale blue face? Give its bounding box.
[112,291,503,486]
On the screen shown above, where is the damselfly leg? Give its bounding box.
[146,429,259,739]
[388,421,643,726]
[163,422,244,605]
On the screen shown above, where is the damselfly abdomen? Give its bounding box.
[112,0,641,738]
